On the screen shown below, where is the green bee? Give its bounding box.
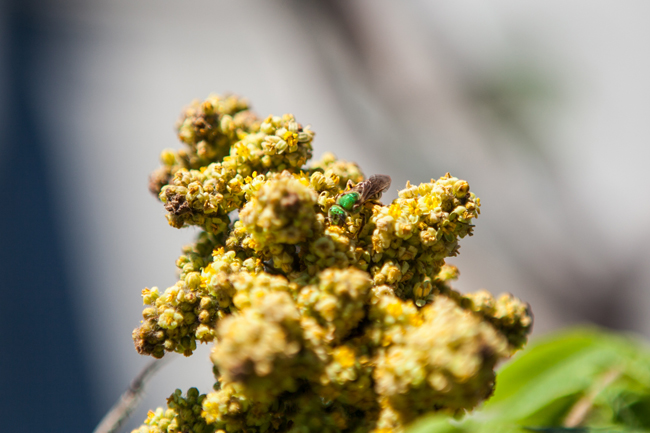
[328,174,392,225]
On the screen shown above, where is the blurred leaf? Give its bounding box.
[488,329,601,404]
[407,327,650,433]
[519,393,583,427]
[524,428,636,433]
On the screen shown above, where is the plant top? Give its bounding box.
[132,94,533,433]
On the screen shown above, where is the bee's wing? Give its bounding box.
[359,174,392,202]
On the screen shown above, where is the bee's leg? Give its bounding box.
[358,202,378,238]
[352,210,367,240]
[346,179,354,190]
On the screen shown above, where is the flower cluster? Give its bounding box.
[132,95,533,433]
[132,388,212,433]
[240,173,317,247]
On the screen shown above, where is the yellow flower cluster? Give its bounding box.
[132,95,533,433]
[132,388,212,433]
[240,173,317,247]
[309,151,365,189]
[462,290,534,348]
[373,296,508,423]
[155,97,314,234]
[133,233,223,358]
[149,94,257,195]
[365,175,480,306]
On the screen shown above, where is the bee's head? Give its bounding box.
[328,204,347,226]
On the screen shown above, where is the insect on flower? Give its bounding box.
[328,174,391,225]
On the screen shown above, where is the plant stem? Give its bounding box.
[563,367,621,428]
[93,358,168,433]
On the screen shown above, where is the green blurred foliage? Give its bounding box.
[408,327,650,433]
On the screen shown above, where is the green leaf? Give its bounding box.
[485,328,650,421]
[488,345,620,420]
[406,415,464,433]
[488,329,603,404]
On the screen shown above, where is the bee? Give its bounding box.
[328,174,392,225]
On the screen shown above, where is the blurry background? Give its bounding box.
[2,0,649,431]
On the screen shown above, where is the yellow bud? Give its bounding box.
[160,149,176,166]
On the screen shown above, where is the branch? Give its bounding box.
[93,358,169,433]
